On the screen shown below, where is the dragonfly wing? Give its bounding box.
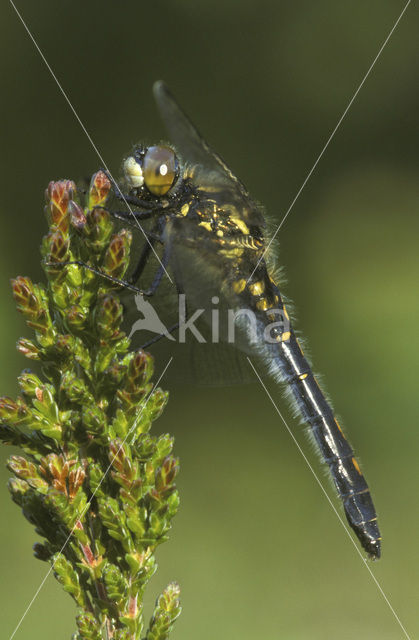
[118,220,254,386]
[153,81,239,185]
[164,218,258,356]
[164,217,236,311]
[153,81,265,227]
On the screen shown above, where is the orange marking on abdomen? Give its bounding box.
[335,419,343,434]
[352,457,362,475]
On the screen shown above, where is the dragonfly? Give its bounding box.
[90,81,382,559]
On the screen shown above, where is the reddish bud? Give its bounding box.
[45,180,76,234]
[68,200,86,229]
[89,171,111,209]
[46,229,70,263]
[17,338,40,360]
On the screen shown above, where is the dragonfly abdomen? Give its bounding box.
[247,279,381,559]
[283,336,380,554]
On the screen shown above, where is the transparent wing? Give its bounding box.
[153,81,245,189]
[119,221,255,386]
[153,81,265,228]
[163,218,258,356]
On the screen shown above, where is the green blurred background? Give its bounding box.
[1,1,418,638]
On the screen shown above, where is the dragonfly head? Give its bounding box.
[123,144,179,197]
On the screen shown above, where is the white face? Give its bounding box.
[123,156,144,188]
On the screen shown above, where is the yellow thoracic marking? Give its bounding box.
[184,166,196,179]
[198,185,222,193]
[219,248,244,258]
[249,281,265,296]
[256,298,269,311]
[231,217,250,235]
[232,279,246,294]
[219,204,250,235]
[283,306,289,321]
[198,220,212,232]
[352,457,362,475]
[216,230,224,237]
[237,236,261,249]
[223,236,259,250]
[299,373,308,380]
[335,419,343,434]
[180,203,190,216]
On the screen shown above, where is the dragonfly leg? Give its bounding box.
[44,259,148,295]
[127,218,166,285]
[88,204,156,229]
[99,168,159,211]
[128,238,156,285]
[139,283,187,349]
[112,182,165,211]
[140,322,180,349]
[110,209,154,222]
[141,242,171,297]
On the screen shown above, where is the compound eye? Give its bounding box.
[143,146,178,196]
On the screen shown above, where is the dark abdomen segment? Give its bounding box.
[249,275,381,559]
[275,330,381,558]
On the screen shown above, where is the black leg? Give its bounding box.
[112,185,160,211]
[140,322,181,349]
[111,209,154,223]
[142,242,171,296]
[139,282,188,349]
[129,235,156,285]
[45,238,170,299]
[44,260,148,295]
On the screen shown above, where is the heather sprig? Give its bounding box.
[1,174,181,639]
